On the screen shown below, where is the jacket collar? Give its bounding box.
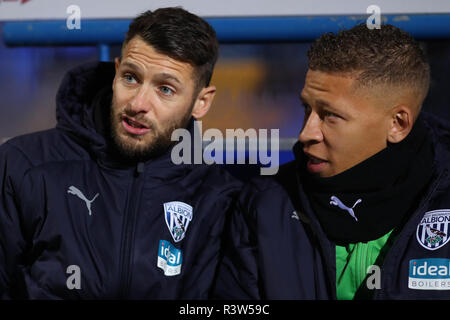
[421,111,450,183]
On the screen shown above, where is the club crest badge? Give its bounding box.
[163,201,193,242]
[416,209,450,251]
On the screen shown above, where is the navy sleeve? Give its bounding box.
[0,142,33,299]
[213,184,261,300]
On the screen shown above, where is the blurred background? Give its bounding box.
[1,0,450,167]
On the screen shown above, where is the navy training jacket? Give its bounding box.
[0,62,242,299]
[214,112,450,299]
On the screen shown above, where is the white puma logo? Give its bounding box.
[68,186,99,216]
[330,195,362,222]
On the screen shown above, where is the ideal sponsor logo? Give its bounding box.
[157,240,182,276]
[416,210,450,251]
[408,259,450,290]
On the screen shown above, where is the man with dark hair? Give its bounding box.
[0,7,241,299]
[214,23,450,299]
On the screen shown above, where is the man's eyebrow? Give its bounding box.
[317,99,351,118]
[316,99,331,108]
[300,96,343,111]
[153,72,182,85]
[119,62,182,85]
[120,61,142,74]
[301,96,332,109]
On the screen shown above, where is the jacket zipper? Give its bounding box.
[118,162,145,298]
[373,169,448,300]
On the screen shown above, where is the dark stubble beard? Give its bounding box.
[109,99,193,163]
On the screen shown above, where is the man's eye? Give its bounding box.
[323,111,342,121]
[123,73,137,84]
[159,86,174,96]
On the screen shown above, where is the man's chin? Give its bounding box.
[110,132,173,163]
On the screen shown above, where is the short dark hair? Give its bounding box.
[124,7,218,91]
[307,23,430,104]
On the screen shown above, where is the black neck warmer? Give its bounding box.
[297,115,435,244]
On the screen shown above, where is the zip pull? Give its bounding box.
[135,162,145,177]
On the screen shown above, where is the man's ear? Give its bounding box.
[387,106,414,143]
[191,85,216,119]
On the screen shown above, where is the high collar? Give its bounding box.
[56,61,115,163]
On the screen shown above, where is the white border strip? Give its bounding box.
[1,0,450,21]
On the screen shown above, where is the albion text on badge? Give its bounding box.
[416,209,450,251]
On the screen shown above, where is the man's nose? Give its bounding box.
[298,112,323,144]
[128,86,153,114]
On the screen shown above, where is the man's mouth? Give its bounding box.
[309,156,324,164]
[121,115,151,135]
[304,151,329,173]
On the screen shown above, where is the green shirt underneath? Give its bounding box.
[336,230,394,300]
